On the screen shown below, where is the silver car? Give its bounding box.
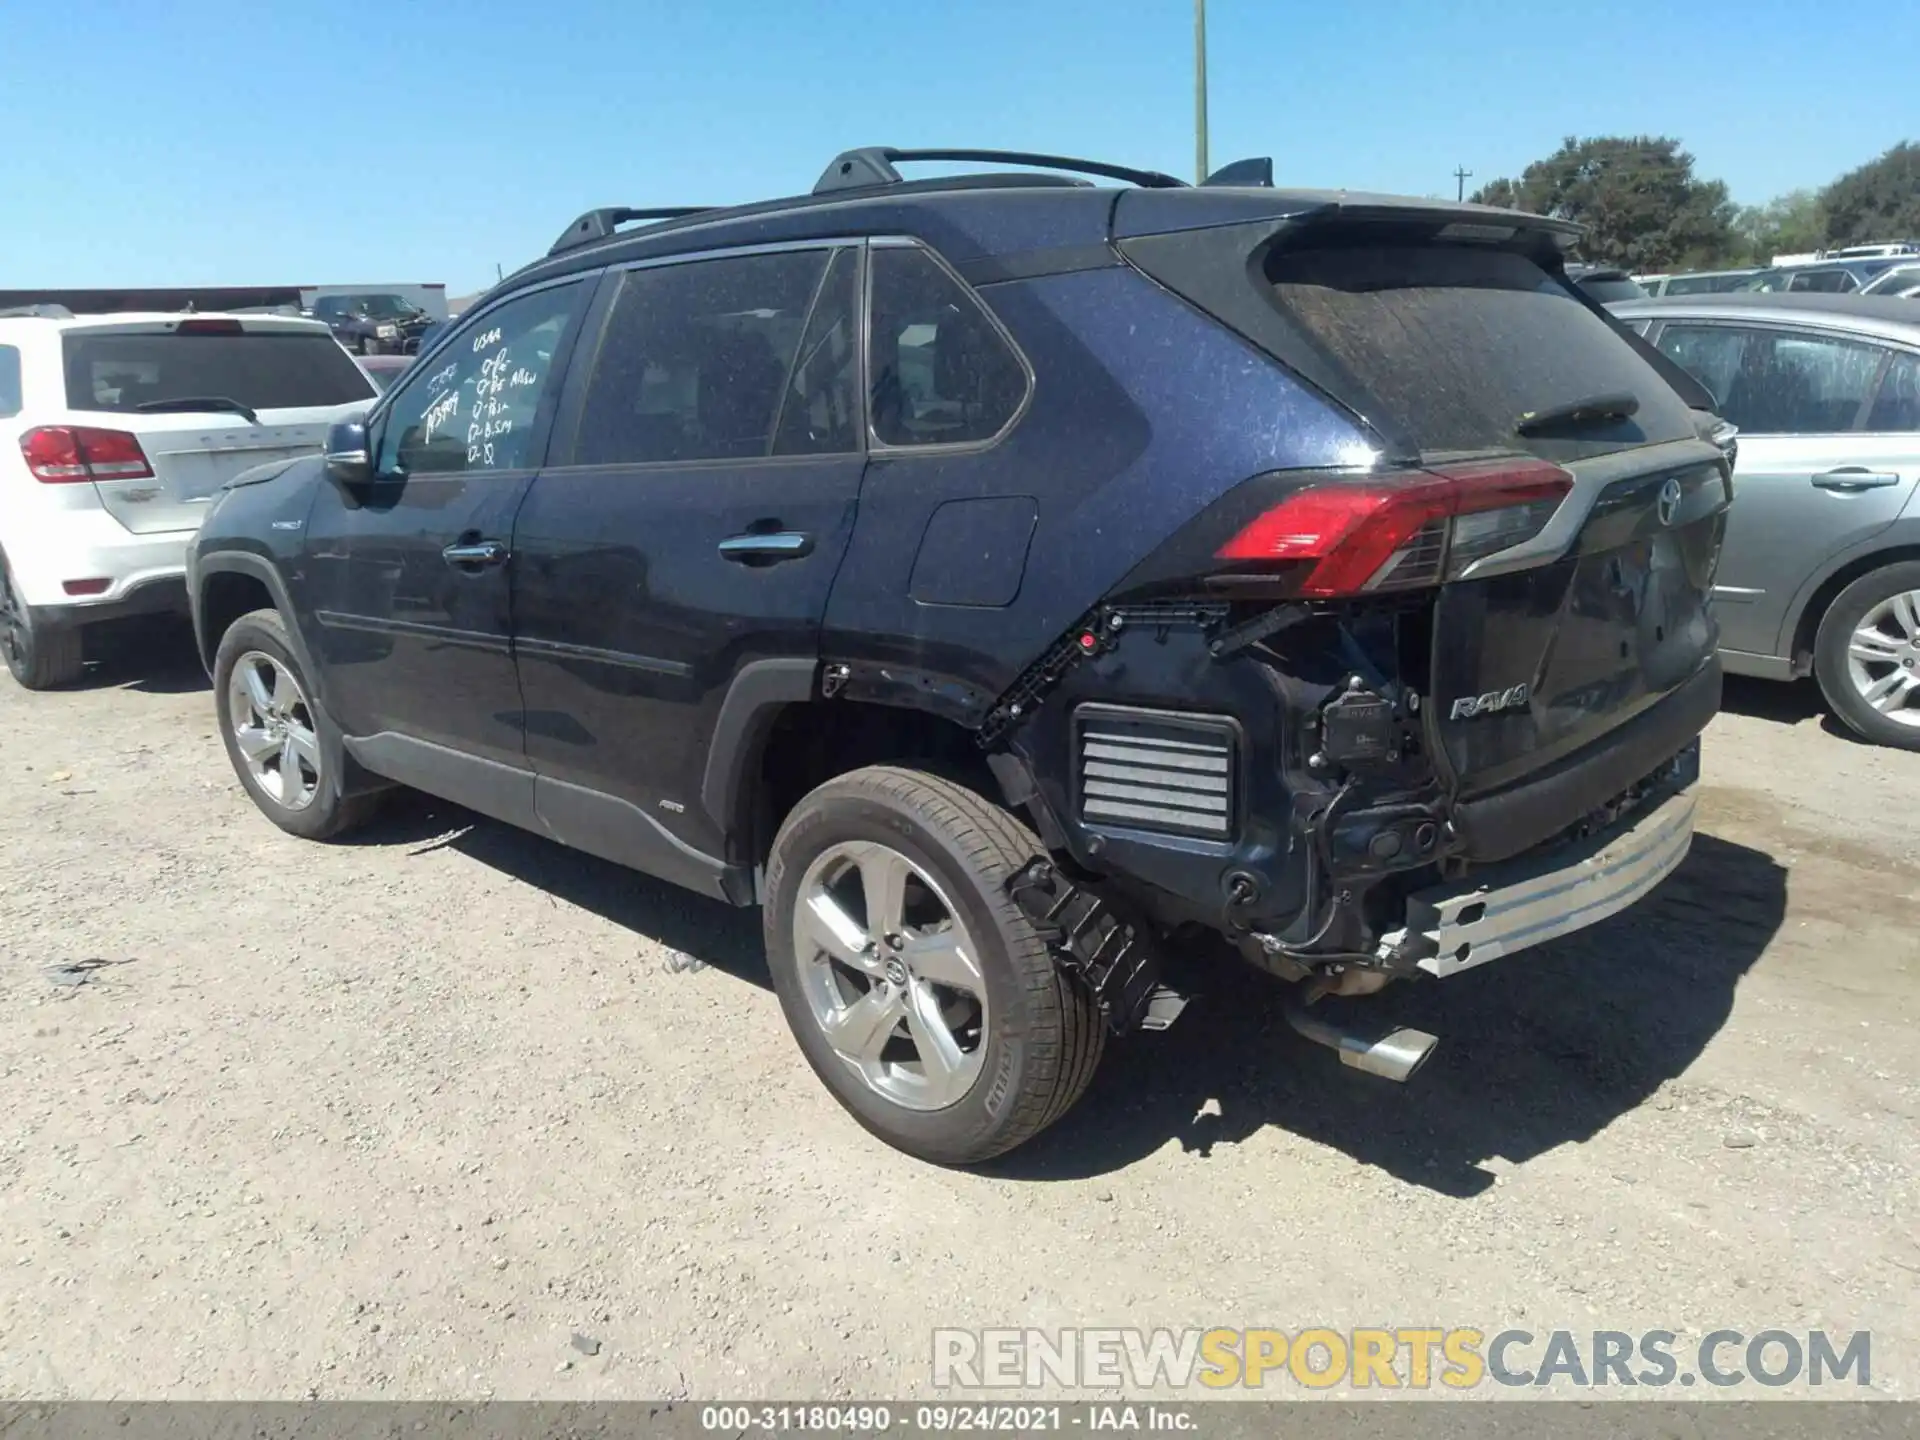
[1612,293,1920,749]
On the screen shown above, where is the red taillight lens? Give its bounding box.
[20,426,154,484]
[1215,459,1572,597]
[175,318,244,335]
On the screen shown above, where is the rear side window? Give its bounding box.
[62,327,374,413]
[0,345,20,417]
[868,245,1027,448]
[1655,325,1886,434]
[1265,244,1698,456]
[773,247,861,456]
[573,250,831,466]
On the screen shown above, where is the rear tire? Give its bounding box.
[0,557,84,690]
[1813,561,1920,751]
[213,607,382,839]
[763,765,1104,1166]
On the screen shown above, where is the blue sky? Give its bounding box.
[2,0,1910,294]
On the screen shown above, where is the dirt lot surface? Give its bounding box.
[2,623,1916,1401]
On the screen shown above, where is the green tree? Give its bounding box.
[1820,142,1920,245]
[1469,135,1737,271]
[1734,189,1827,264]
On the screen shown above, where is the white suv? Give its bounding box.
[0,309,375,688]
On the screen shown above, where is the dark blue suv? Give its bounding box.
[187,148,1731,1164]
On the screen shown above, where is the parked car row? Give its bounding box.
[2,153,1908,1167]
[1638,250,1920,300]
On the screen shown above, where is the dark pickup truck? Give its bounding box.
[309,293,434,355]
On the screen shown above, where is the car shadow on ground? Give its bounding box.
[72,618,209,695]
[991,832,1788,1194]
[346,789,771,989]
[1719,673,1864,744]
[342,793,1785,1196]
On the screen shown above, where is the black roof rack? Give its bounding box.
[814,147,1189,195]
[549,206,717,257]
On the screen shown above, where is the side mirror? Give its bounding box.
[323,417,372,486]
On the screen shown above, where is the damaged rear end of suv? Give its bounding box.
[988,190,1731,1092]
[189,152,1731,1167]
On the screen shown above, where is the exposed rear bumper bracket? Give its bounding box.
[1006,858,1168,1033]
[1399,776,1698,978]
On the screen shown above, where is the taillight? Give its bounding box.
[1215,458,1572,597]
[19,426,155,484]
[175,318,245,335]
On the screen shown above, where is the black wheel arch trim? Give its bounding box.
[701,657,821,847]
[191,551,315,684]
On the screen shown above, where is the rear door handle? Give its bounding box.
[718,531,814,563]
[1812,468,1901,491]
[441,539,509,568]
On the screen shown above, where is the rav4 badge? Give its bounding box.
[1450,684,1531,720]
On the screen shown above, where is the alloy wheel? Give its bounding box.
[227,651,324,809]
[792,840,989,1112]
[1845,589,1920,729]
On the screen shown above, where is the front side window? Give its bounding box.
[1656,324,1885,434]
[867,245,1027,448]
[375,281,583,476]
[573,249,835,466]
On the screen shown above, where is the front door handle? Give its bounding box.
[718,531,814,563]
[1812,468,1901,491]
[441,539,509,568]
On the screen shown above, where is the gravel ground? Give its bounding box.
[1,621,1916,1401]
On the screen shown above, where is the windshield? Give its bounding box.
[1863,266,1920,296]
[344,294,419,319]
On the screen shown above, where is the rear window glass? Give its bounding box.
[62,329,375,413]
[1266,245,1697,456]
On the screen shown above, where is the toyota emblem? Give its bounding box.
[1657,477,1683,528]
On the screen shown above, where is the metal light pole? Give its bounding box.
[1194,0,1209,183]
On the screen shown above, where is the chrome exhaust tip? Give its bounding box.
[1283,1006,1438,1083]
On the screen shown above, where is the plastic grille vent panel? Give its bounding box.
[1075,706,1236,839]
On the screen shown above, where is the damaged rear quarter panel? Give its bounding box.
[818,264,1375,717]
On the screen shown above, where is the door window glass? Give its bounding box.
[375,282,584,475]
[573,250,830,466]
[868,245,1027,447]
[1656,325,1884,434]
[773,247,861,456]
[1866,351,1920,433]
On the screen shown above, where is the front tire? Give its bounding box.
[763,766,1104,1166]
[0,556,84,690]
[1814,561,1920,750]
[213,608,380,839]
